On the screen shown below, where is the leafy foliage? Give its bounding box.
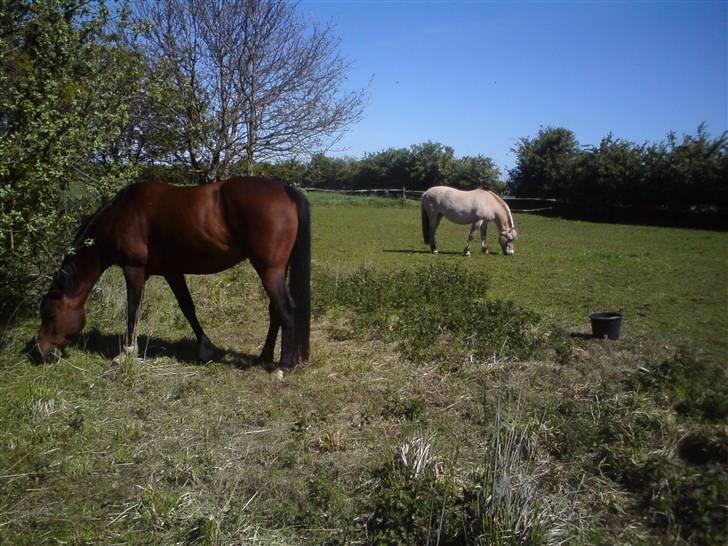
[509,127,580,198]
[630,352,728,423]
[367,436,458,545]
[0,0,143,313]
[545,352,728,545]
[256,141,504,192]
[508,125,728,225]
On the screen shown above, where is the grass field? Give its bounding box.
[312,194,727,361]
[1,193,726,544]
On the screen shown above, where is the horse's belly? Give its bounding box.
[146,243,245,275]
[444,210,478,225]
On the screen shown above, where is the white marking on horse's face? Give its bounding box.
[499,234,515,255]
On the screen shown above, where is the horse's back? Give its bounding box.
[422,186,492,224]
[95,177,299,274]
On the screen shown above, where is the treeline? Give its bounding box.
[509,126,728,225]
[253,142,503,192]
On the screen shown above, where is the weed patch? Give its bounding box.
[367,434,458,545]
[314,263,547,362]
[631,352,728,423]
[542,352,728,545]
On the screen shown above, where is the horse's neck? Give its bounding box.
[64,246,103,305]
[490,203,509,232]
[488,193,513,232]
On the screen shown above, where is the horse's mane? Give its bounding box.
[487,191,515,230]
[52,186,129,296]
[51,255,80,296]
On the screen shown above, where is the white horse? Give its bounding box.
[421,186,518,256]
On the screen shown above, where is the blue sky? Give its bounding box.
[299,1,727,174]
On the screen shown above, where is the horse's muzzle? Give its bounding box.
[38,341,62,363]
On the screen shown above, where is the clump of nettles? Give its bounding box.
[314,263,546,362]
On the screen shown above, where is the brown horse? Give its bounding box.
[37,176,310,368]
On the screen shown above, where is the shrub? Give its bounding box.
[314,263,546,362]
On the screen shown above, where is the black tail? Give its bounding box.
[285,185,311,362]
[421,203,431,245]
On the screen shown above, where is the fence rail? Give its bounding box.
[302,187,559,213]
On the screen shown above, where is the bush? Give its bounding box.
[314,263,546,362]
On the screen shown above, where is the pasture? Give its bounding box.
[1,193,726,545]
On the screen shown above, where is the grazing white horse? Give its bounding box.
[421,186,518,256]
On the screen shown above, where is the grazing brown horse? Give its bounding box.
[37,176,311,368]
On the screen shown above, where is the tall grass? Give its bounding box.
[462,396,578,546]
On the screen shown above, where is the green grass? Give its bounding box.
[0,193,726,544]
[311,197,727,362]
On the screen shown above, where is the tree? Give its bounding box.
[354,147,411,189]
[451,155,502,191]
[304,154,356,188]
[508,127,579,197]
[133,0,366,181]
[0,0,142,314]
[407,141,455,190]
[569,135,645,219]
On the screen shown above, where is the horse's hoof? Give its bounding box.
[198,336,214,361]
[272,369,285,381]
[112,345,137,366]
[464,250,471,257]
[431,249,438,255]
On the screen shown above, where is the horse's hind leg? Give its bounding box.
[429,213,442,254]
[257,265,296,368]
[164,273,213,361]
[480,222,488,254]
[259,301,281,364]
[464,222,480,256]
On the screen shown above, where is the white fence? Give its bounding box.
[302,187,559,213]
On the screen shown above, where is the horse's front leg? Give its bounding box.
[464,222,480,256]
[480,222,488,254]
[165,273,213,361]
[114,266,147,364]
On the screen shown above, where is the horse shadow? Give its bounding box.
[25,328,260,369]
[383,249,500,256]
[383,248,462,256]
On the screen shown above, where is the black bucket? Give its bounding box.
[589,312,623,340]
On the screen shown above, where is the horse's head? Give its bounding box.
[36,265,86,362]
[499,227,518,256]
